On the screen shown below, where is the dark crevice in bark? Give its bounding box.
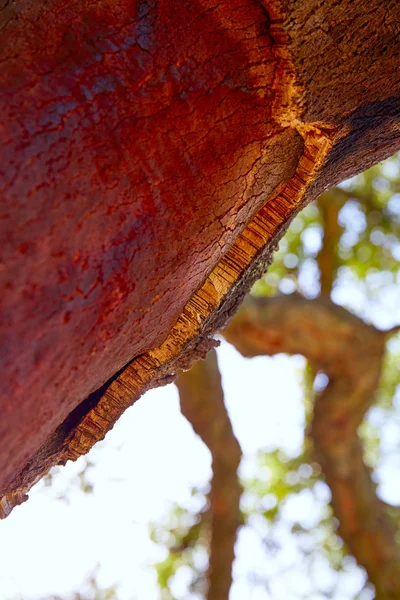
[325,95,400,182]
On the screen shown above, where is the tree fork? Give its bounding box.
[1,0,400,516]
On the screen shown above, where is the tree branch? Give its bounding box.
[317,190,344,296]
[225,294,400,599]
[176,349,243,600]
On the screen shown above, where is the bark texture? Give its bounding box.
[176,349,242,600]
[1,0,400,516]
[225,294,400,599]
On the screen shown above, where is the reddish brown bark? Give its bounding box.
[1,0,400,516]
[176,349,242,600]
[225,294,400,599]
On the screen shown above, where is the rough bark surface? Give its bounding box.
[225,294,400,599]
[176,349,242,600]
[1,0,400,516]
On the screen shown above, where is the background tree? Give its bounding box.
[150,155,400,599]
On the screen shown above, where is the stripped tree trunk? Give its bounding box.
[1,0,400,516]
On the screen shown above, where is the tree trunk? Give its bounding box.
[176,349,242,600]
[1,0,400,516]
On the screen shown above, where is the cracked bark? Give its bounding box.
[1,0,400,516]
[225,293,400,599]
[176,349,242,600]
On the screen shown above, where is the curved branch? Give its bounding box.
[176,349,242,600]
[225,294,400,599]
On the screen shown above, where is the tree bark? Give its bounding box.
[1,0,400,516]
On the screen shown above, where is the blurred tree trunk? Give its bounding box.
[1,0,400,515]
[176,350,242,600]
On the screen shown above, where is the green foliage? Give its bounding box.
[242,444,348,584]
[252,155,400,305]
[149,490,208,599]
[150,444,353,599]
